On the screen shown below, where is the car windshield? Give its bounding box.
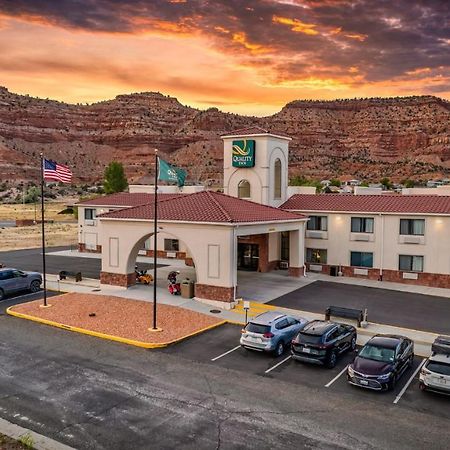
[246,323,270,335]
[359,344,395,363]
[298,333,323,345]
[426,360,450,376]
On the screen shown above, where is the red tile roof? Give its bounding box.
[221,126,291,139]
[281,194,450,215]
[101,191,306,223]
[76,192,184,207]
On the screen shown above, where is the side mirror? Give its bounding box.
[21,273,28,277]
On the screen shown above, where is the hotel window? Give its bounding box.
[306,248,327,264]
[399,219,425,236]
[351,217,374,233]
[307,216,328,231]
[84,208,96,220]
[350,251,373,268]
[274,159,282,199]
[238,180,251,198]
[399,255,424,272]
[164,239,179,252]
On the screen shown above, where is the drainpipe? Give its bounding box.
[379,213,384,281]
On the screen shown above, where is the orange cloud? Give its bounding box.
[272,15,319,35]
[232,32,271,54]
[344,32,367,42]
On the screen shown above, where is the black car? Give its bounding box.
[291,320,357,368]
[347,334,414,391]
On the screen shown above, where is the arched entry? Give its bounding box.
[99,218,237,303]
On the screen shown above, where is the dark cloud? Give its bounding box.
[0,0,449,84]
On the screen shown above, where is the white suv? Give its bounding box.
[419,335,450,395]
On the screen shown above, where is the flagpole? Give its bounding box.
[152,149,158,330]
[40,153,48,307]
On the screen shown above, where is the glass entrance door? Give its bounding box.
[238,243,259,271]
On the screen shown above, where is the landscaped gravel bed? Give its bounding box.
[9,293,223,345]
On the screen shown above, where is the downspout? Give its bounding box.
[379,213,384,281]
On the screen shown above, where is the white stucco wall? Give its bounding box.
[302,211,450,274]
[222,134,290,207]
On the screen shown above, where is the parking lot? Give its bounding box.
[0,246,165,279]
[162,323,449,420]
[270,280,450,335]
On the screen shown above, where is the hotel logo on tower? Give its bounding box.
[232,140,255,167]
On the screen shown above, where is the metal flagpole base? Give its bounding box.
[39,304,52,308]
[148,327,163,332]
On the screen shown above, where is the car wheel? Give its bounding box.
[30,280,41,293]
[350,336,357,351]
[274,341,284,357]
[327,351,337,369]
[0,289,4,301]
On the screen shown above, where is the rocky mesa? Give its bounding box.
[0,86,449,185]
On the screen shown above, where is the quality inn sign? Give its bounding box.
[232,140,255,168]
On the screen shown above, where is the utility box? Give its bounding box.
[181,279,195,298]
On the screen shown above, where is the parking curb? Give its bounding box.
[0,416,74,450]
[6,306,227,349]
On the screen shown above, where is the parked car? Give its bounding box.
[347,334,414,391]
[240,311,308,356]
[0,268,42,300]
[419,335,450,395]
[291,320,357,368]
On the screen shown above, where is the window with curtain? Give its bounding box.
[351,217,374,233]
[274,159,282,199]
[350,251,373,268]
[307,216,328,231]
[306,248,328,264]
[238,180,251,198]
[399,255,424,272]
[399,219,425,235]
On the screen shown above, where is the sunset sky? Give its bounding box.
[0,0,449,115]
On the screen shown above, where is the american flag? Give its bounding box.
[43,158,72,183]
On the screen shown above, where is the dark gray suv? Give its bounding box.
[0,268,42,300]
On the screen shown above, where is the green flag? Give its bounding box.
[158,158,186,187]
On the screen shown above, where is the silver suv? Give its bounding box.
[0,268,42,300]
[240,311,308,356]
[419,335,450,395]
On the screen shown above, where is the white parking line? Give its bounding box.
[325,365,349,388]
[265,355,292,374]
[211,345,241,361]
[393,358,426,405]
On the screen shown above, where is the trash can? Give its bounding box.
[181,279,195,298]
[330,265,338,276]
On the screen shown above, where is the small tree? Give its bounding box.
[380,177,392,190]
[103,161,128,194]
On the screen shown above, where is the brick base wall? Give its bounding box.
[100,271,136,287]
[185,258,195,267]
[78,243,102,253]
[288,267,303,277]
[305,263,450,289]
[195,284,235,302]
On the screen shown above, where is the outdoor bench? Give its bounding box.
[58,270,82,282]
[325,305,364,328]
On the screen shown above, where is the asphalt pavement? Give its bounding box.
[0,247,165,280]
[269,280,450,335]
[0,307,449,450]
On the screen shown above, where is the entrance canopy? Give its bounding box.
[98,191,307,304]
